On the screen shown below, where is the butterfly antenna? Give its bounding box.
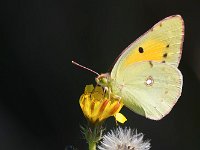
[72,61,99,76]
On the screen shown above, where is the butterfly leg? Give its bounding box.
[105,87,113,100]
[104,87,121,101]
[103,87,108,93]
[110,92,121,102]
[108,88,111,100]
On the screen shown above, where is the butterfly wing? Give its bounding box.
[111,61,183,120]
[111,15,184,77]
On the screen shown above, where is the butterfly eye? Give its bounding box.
[102,78,108,84]
[96,76,108,87]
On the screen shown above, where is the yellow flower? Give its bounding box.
[79,85,127,124]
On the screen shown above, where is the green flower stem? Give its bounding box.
[89,141,96,150]
[81,122,104,150]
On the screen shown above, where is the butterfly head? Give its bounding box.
[95,73,110,87]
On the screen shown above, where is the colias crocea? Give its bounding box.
[73,15,184,120]
[95,15,184,120]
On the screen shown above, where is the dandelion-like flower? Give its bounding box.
[98,127,151,150]
[79,84,127,124]
[79,85,127,150]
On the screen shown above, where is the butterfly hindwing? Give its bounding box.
[111,61,183,120]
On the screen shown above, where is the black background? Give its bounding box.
[1,0,200,150]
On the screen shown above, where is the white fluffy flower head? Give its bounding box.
[98,127,151,150]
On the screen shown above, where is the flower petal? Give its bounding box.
[79,85,125,124]
[115,113,127,123]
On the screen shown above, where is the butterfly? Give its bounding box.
[73,15,184,120]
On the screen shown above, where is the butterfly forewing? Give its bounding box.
[111,15,184,78]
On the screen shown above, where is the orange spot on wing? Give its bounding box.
[123,39,166,67]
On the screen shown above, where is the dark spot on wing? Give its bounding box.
[138,47,144,53]
[162,60,165,63]
[166,44,169,48]
[149,61,153,67]
[163,53,168,58]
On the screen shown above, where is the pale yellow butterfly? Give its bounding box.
[74,15,184,120]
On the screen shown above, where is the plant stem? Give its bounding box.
[89,141,96,150]
[81,122,104,150]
